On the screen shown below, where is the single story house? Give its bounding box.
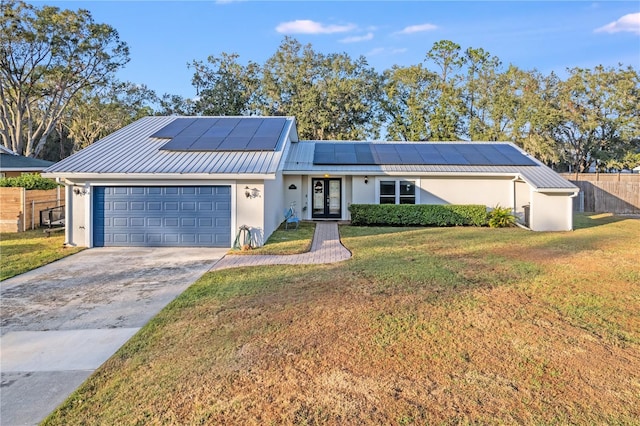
[43,116,579,248]
[0,146,55,178]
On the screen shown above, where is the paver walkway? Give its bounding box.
[212,222,351,270]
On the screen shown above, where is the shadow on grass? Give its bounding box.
[573,213,627,230]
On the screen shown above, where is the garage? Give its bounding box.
[93,186,231,247]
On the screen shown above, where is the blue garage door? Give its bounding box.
[93,186,231,247]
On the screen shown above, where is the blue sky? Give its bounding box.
[33,1,640,99]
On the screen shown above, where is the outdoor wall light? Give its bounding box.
[364,176,369,184]
[288,184,297,190]
[245,186,261,199]
[73,187,88,195]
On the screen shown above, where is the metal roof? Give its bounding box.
[0,153,55,170]
[44,116,296,177]
[313,142,537,166]
[284,141,578,191]
[155,117,288,152]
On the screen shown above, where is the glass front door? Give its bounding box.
[312,178,341,219]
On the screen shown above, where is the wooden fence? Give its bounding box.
[559,173,640,183]
[559,174,640,214]
[0,187,65,233]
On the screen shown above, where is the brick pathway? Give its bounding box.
[212,222,351,270]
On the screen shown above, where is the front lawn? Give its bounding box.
[0,230,83,281]
[44,214,640,424]
[232,221,316,255]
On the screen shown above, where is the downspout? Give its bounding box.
[569,190,579,230]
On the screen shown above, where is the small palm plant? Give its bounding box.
[488,205,516,228]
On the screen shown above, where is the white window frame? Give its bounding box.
[375,178,420,205]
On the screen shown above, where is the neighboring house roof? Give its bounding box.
[44,116,297,178]
[0,153,55,171]
[0,145,18,155]
[284,141,577,191]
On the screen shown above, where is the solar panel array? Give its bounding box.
[313,143,537,166]
[152,117,288,152]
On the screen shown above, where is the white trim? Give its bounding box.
[374,177,420,204]
[81,179,238,187]
[42,173,277,181]
[230,184,237,247]
[1,167,50,171]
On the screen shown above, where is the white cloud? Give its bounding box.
[595,12,640,35]
[339,32,374,43]
[276,19,356,35]
[396,23,438,35]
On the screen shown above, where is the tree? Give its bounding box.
[463,47,502,140]
[554,65,640,173]
[0,0,129,157]
[424,40,467,140]
[259,37,382,140]
[155,93,196,116]
[381,64,436,141]
[63,82,156,152]
[189,52,260,116]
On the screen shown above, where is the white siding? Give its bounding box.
[417,177,512,207]
[263,173,284,243]
[235,180,266,246]
[530,191,574,231]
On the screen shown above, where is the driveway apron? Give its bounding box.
[1,247,226,426]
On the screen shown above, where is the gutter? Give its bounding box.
[41,172,278,181]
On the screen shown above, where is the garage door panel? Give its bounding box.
[94,186,231,247]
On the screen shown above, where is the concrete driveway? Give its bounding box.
[0,247,227,426]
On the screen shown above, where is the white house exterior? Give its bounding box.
[43,116,578,248]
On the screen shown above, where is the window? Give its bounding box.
[378,179,416,204]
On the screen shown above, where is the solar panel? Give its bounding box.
[354,144,375,164]
[160,135,197,151]
[313,143,537,166]
[493,144,536,165]
[150,118,197,138]
[189,136,225,151]
[416,145,447,164]
[157,117,288,152]
[217,137,251,150]
[396,145,419,163]
[434,144,468,164]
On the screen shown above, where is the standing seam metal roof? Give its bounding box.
[44,116,294,176]
[283,141,577,191]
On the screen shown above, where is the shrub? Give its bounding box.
[348,204,488,227]
[487,205,517,228]
[0,174,59,190]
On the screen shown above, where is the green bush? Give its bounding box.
[348,204,488,227]
[0,174,59,190]
[487,205,517,228]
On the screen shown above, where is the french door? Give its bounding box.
[311,178,341,219]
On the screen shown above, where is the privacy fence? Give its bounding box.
[560,173,640,214]
[0,187,65,233]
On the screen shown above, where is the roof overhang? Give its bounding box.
[1,167,49,171]
[42,172,278,181]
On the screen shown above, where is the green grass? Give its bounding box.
[231,221,316,255]
[43,214,640,424]
[0,229,83,281]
